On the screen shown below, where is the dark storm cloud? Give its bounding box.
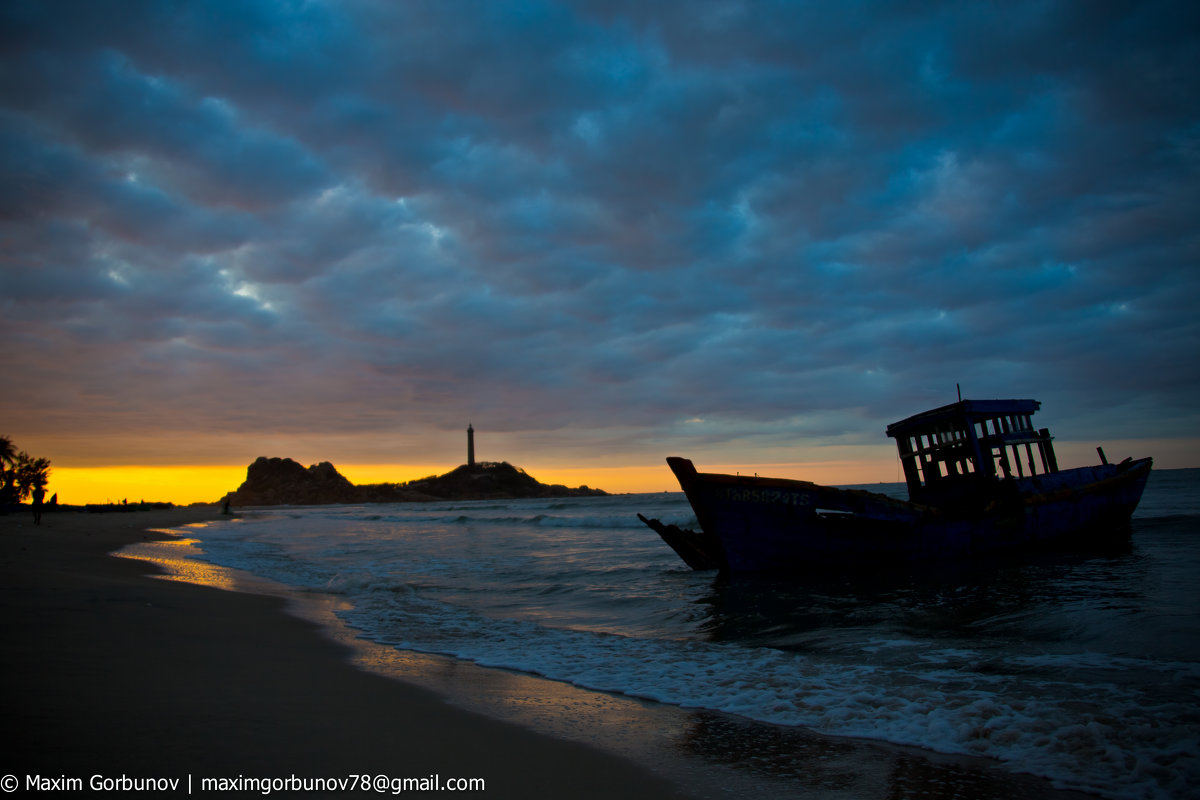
[2,0,1197,465]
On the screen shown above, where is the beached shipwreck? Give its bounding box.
[640,399,1152,573]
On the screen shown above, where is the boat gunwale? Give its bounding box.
[667,458,932,514]
[669,455,1153,520]
[1008,456,1153,508]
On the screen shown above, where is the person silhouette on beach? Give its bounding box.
[31,485,45,525]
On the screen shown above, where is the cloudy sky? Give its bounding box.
[2,1,1197,497]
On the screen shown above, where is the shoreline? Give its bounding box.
[2,507,1097,799]
[0,508,689,798]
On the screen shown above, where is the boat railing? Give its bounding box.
[981,427,1058,479]
[982,430,1045,447]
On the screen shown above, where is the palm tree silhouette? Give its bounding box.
[0,435,17,503]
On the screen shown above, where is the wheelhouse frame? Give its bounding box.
[886,399,1060,501]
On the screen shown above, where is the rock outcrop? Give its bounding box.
[219,458,607,507]
[221,457,359,506]
[401,462,605,501]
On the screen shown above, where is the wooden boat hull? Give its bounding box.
[651,456,1153,573]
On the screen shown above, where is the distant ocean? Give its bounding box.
[159,469,1199,799]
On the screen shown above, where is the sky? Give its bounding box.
[2,1,1198,503]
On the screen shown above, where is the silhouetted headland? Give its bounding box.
[220,457,607,507]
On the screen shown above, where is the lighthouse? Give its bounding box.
[467,423,475,467]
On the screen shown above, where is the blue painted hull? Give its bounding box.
[659,456,1153,573]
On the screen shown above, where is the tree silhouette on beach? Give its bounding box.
[0,435,16,502]
[0,435,51,504]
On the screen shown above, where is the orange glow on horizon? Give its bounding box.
[52,461,885,505]
[336,464,693,494]
[522,459,902,493]
[49,466,248,506]
[42,437,1196,506]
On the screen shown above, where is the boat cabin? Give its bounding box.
[886,399,1060,505]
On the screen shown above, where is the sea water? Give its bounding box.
[173,470,1199,799]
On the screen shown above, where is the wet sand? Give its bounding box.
[1,507,1096,799]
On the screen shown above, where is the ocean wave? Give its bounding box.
[341,588,1198,800]
[180,487,1199,800]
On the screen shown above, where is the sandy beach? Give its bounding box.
[0,508,690,798]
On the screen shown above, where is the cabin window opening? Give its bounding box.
[925,454,937,482]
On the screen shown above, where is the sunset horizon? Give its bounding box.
[36,433,1197,507]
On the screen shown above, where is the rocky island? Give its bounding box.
[220,457,607,507]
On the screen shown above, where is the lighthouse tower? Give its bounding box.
[467,423,475,467]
